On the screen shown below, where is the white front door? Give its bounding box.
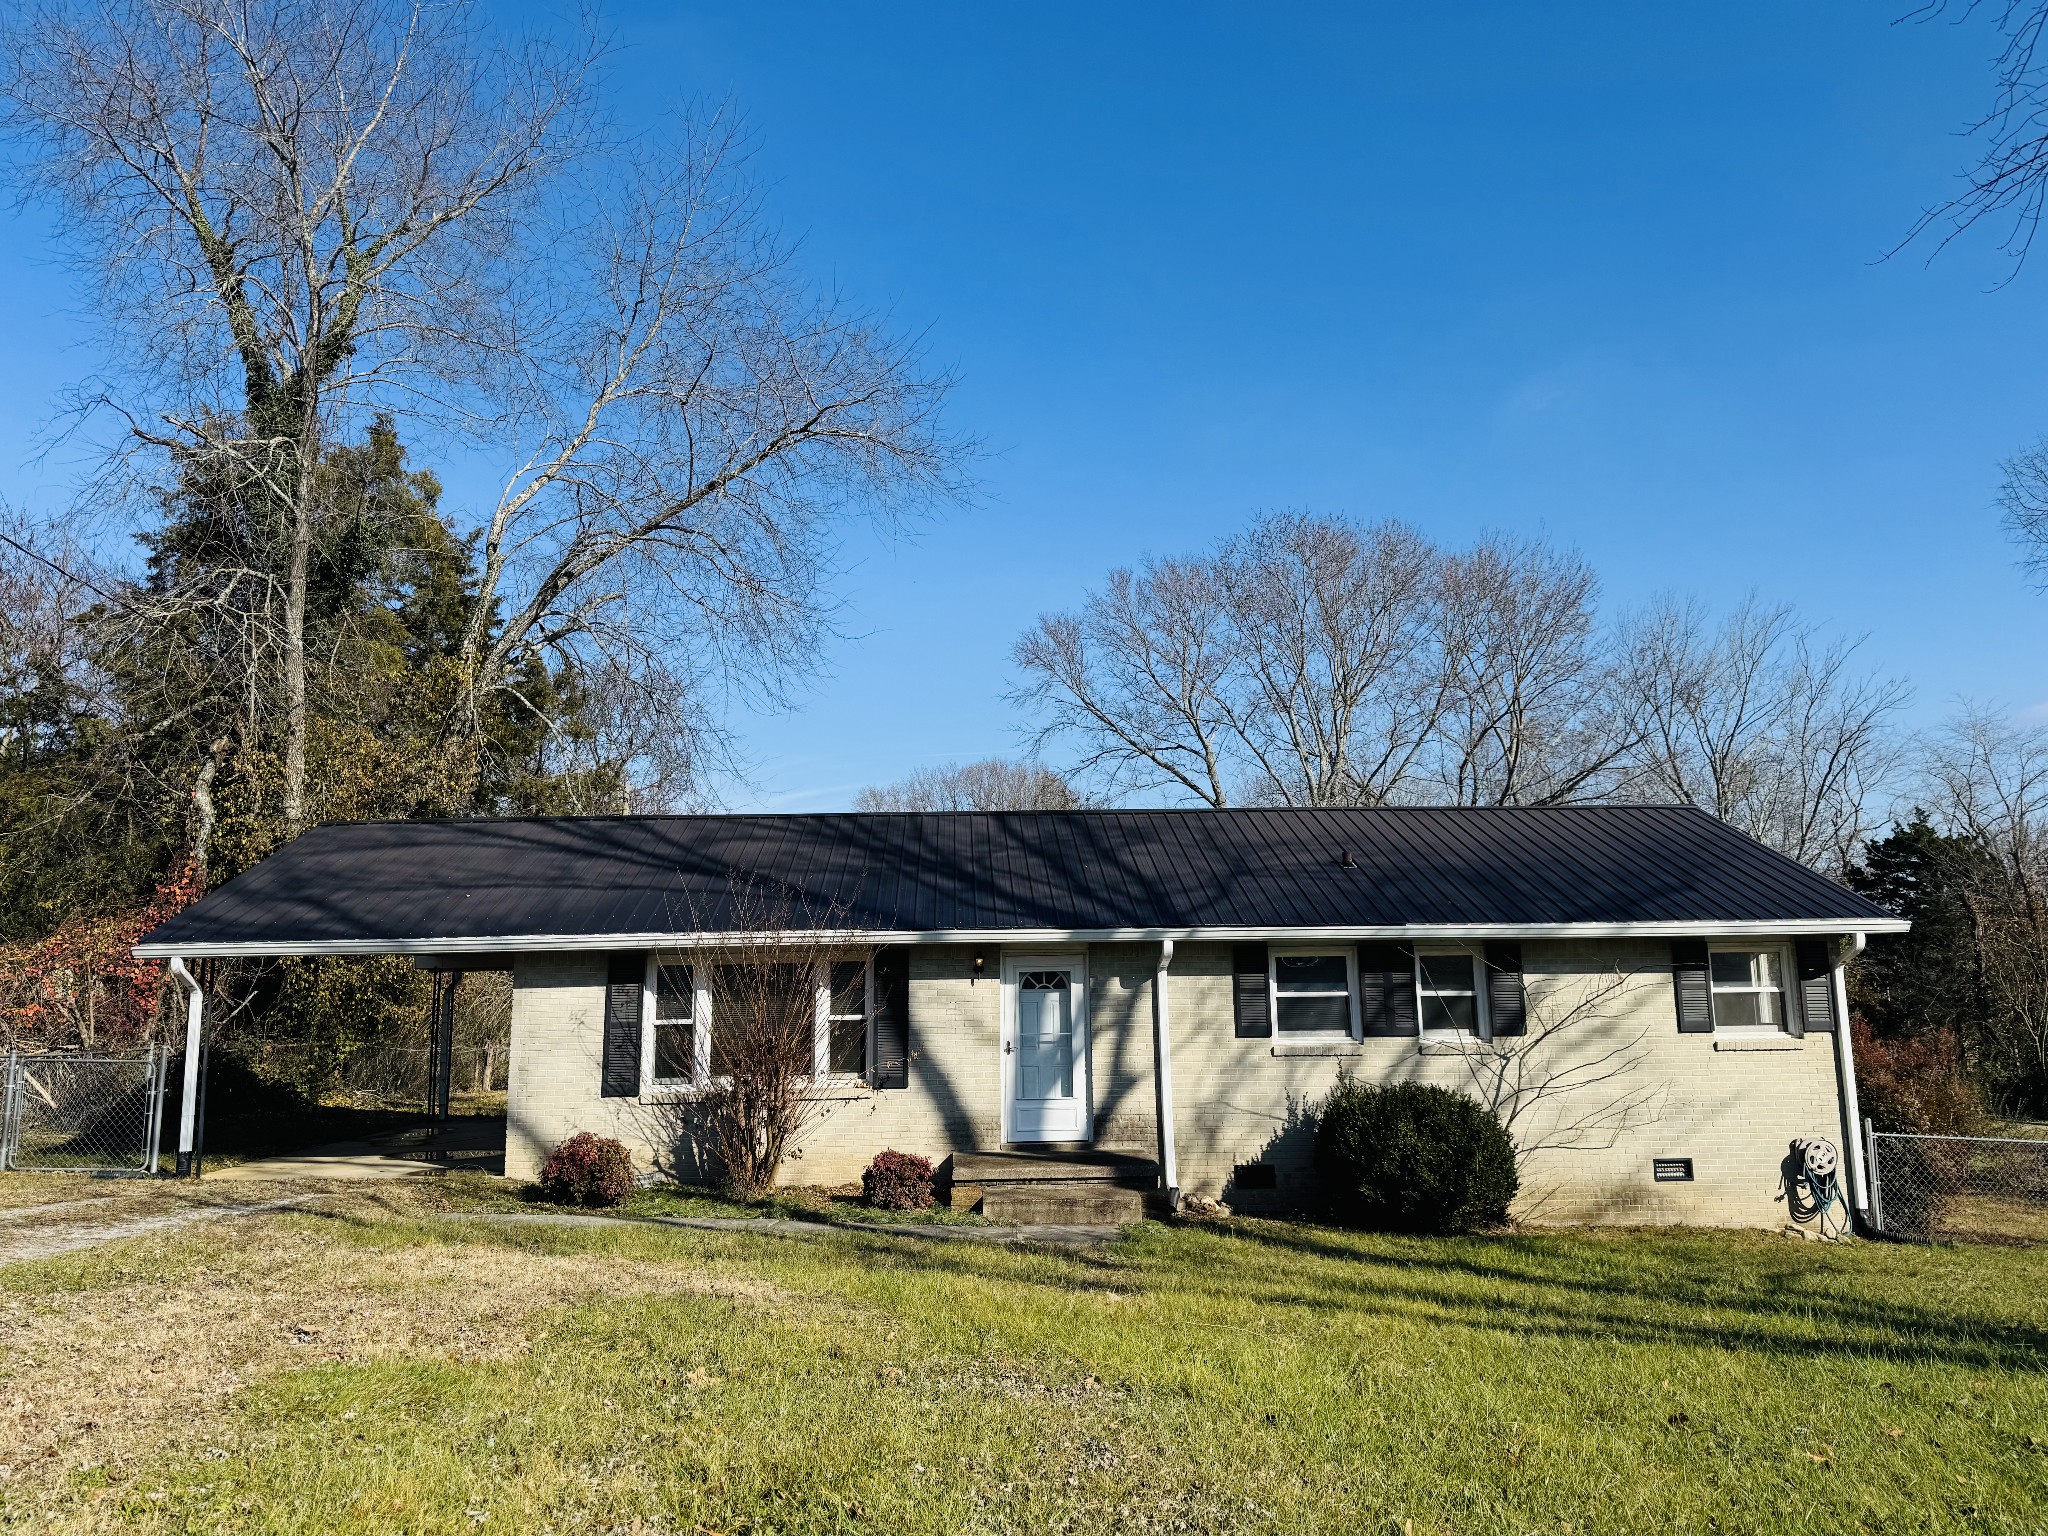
[1002,953,1090,1143]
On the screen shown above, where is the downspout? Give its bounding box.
[168,957,206,1178]
[1152,938,1180,1206]
[1831,933,1868,1222]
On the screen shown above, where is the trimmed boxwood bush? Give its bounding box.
[862,1149,935,1211]
[538,1131,634,1207]
[1314,1078,1518,1234]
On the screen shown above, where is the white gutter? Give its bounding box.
[1832,933,1870,1222]
[167,957,205,1177]
[1152,938,1179,1205]
[135,916,1909,961]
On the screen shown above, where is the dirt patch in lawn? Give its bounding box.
[0,1200,780,1522]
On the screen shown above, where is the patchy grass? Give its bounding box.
[0,1184,2043,1534]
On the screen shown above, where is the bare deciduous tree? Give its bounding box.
[1013,514,1458,807]
[1920,706,2048,1098]
[1614,596,1908,872]
[1,0,963,836]
[1429,534,1635,806]
[1997,436,2048,586]
[853,758,1084,812]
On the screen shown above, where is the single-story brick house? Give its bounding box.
[136,806,1905,1228]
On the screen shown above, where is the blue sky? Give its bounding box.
[3,2,2045,808]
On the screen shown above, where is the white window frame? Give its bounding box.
[1706,942,1797,1036]
[642,956,705,1093]
[1268,946,1362,1040]
[1415,945,1491,1043]
[641,951,874,1096]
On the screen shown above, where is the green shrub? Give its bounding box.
[1314,1078,1518,1234]
[537,1132,634,1207]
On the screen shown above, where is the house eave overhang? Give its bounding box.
[133,916,1910,960]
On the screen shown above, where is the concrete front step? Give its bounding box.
[979,1179,1151,1225]
[947,1148,1160,1224]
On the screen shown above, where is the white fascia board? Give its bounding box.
[133,916,1908,960]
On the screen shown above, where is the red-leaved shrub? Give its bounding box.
[1852,1019,1986,1134]
[862,1149,934,1210]
[538,1132,634,1207]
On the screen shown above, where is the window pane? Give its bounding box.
[829,1012,867,1076]
[1711,950,1781,990]
[709,962,810,1079]
[1420,954,1476,994]
[651,1020,693,1082]
[1422,993,1478,1034]
[1276,993,1351,1034]
[1275,954,1349,992]
[830,960,867,1018]
[655,963,693,1021]
[1714,991,1766,1030]
[1017,978,1075,1096]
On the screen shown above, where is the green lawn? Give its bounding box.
[3,1185,2045,1533]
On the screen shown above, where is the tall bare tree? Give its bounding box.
[853,758,1084,812]
[1429,533,1634,806]
[1013,514,1453,807]
[1613,596,1907,872]
[1918,707,2048,1103]
[2,0,962,840]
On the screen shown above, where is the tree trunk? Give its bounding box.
[280,463,313,836]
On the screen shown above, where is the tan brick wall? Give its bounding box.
[504,938,1848,1229]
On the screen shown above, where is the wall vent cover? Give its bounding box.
[1652,1157,1694,1182]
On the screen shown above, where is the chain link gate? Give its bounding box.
[0,1049,169,1174]
[1866,1124,2048,1245]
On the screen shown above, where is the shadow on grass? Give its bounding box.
[758,1214,2048,1376]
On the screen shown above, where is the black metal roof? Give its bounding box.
[134,806,1902,956]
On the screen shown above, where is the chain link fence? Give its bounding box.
[1868,1127,2048,1245]
[1,1049,168,1174]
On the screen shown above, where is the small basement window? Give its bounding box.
[1708,947,1791,1033]
[1270,950,1359,1037]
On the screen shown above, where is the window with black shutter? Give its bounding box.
[1795,939,1836,1034]
[1484,942,1527,1037]
[1356,942,1417,1037]
[870,946,910,1088]
[601,952,647,1097]
[1671,940,1712,1033]
[1232,944,1271,1038]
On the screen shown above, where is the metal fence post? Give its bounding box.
[0,1049,16,1171]
[1864,1117,1884,1235]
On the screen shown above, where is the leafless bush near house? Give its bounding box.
[639,883,858,1200]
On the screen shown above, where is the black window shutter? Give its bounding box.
[1484,942,1527,1037]
[871,946,910,1088]
[1671,939,1713,1033]
[1794,939,1834,1035]
[601,952,646,1097]
[1233,943,1272,1038]
[1357,942,1415,1037]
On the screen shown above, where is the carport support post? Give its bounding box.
[168,957,205,1178]
[1152,938,1179,1206]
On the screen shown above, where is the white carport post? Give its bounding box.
[168,957,206,1177]
[1152,938,1179,1206]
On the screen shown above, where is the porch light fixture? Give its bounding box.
[972,950,986,983]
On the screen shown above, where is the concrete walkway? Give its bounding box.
[0,1196,314,1266]
[442,1209,1125,1247]
[209,1117,506,1182]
